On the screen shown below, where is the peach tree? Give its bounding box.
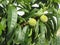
[0,0,60,45]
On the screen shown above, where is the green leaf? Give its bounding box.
[31,0,36,3]
[20,9,29,13]
[47,20,54,35]
[9,0,13,3]
[2,0,7,7]
[14,25,28,44]
[40,22,46,34]
[24,8,38,19]
[58,18,60,27]
[17,0,31,10]
[1,18,6,30]
[14,26,24,44]
[0,23,3,35]
[57,9,60,17]
[17,0,31,4]
[51,16,57,34]
[0,18,6,35]
[0,30,2,35]
[23,25,28,34]
[0,23,3,31]
[54,0,60,3]
[6,4,17,43]
[57,9,60,28]
[7,4,17,33]
[45,23,51,41]
[28,28,32,37]
[35,20,39,38]
[36,8,44,16]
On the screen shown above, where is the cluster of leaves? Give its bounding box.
[0,0,60,45]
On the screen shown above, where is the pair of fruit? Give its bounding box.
[28,15,48,26]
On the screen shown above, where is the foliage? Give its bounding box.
[0,0,60,45]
